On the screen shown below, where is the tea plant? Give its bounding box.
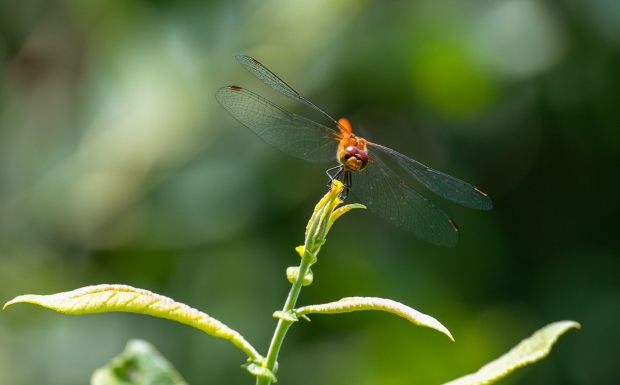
[4,181,579,384]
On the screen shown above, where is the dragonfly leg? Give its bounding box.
[325,165,352,199]
[325,165,346,199]
[341,171,351,199]
[325,165,344,186]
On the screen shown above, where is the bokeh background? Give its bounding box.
[1,0,619,384]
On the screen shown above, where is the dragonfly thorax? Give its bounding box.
[336,118,369,173]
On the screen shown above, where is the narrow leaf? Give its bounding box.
[305,180,343,239]
[4,284,262,361]
[327,203,366,232]
[442,321,580,385]
[90,339,187,385]
[295,297,453,341]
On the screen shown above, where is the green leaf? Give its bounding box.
[304,180,344,240]
[273,310,298,322]
[295,246,317,265]
[242,362,277,383]
[4,284,262,361]
[327,203,366,232]
[441,321,580,385]
[90,339,187,385]
[295,296,453,341]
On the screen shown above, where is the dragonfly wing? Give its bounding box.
[369,143,493,210]
[350,153,460,247]
[216,86,338,163]
[235,54,339,125]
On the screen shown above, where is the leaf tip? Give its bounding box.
[3,295,29,310]
[446,331,455,342]
[430,320,454,341]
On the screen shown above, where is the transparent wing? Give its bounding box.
[235,54,340,126]
[216,86,338,163]
[351,153,460,247]
[368,143,493,210]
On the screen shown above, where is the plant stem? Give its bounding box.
[256,217,320,385]
[255,182,345,385]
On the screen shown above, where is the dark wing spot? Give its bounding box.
[474,187,488,197]
[448,219,459,232]
[250,57,261,65]
[228,85,243,91]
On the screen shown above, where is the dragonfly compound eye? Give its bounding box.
[343,146,369,172]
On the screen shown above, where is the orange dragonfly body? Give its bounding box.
[216,55,492,247]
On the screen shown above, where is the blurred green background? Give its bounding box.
[1,0,618,384]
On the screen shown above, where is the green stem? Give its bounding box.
[254,182,345,385]
[256,216,321,385]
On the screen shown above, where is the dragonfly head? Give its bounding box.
[340,144,369,172]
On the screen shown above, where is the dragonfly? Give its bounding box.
[216,54,492,247]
